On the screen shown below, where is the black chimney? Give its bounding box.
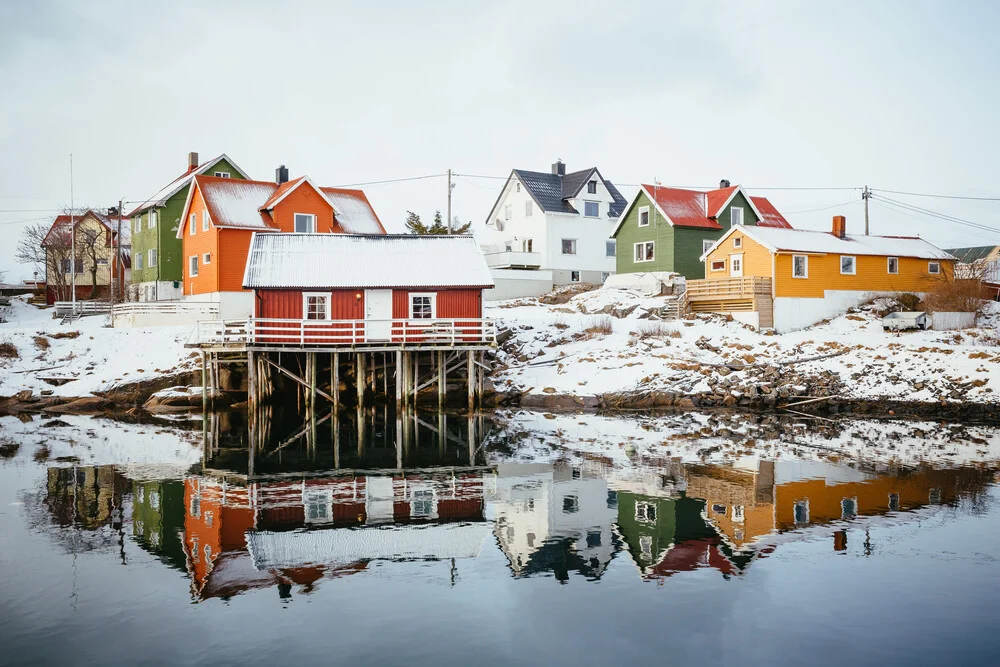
[551,160,566,176]
[720,179,731,189]
[275,165,289,185]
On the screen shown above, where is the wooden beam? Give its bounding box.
[262,356,337,405]
[467,350,475,412]
[332,352,340,408]
[356,353,366,407]
[395,350,403,407]
[438,350,445,409]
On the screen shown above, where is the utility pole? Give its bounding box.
[70,154,76,311]
[863,185,871,235]
[446,168,453,233]
[114,199,122,307]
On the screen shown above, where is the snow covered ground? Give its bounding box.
[486,289,1000,404]
[0,296,196,397]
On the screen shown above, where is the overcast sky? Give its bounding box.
[2,0,998,280]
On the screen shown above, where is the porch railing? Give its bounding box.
[685,277,772,301]
[190,318,497,348]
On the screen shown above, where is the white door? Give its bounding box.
[729,253,744,278]
[365,289,392,341]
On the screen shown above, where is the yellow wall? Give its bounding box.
[703,229,955,297]
[45,214,116,288]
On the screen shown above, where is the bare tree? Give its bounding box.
[15,221,50,279]
[18,219,77,302]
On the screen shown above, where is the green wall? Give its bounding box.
[614,189,763,279]
[616,492,678,568]
[131,157,244,285]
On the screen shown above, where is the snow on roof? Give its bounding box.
[182,177,279,237]
[243,233,495,289]
[320,187,386,234]
[736,226,956,260]
[127,153,248,217]
[245,523,492,569]
[41,210,126,247]
[749,196,791,228]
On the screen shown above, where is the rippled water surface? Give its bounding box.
[1,409,999,666]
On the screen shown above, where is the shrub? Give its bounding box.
[48,331,80,340]
[634,321,678,340]
[583,315,614,336]
[0,342,18,359]
[33,335,50,350]
[920,279,986,314]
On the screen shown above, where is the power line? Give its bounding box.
[0,215,54,226]
[0,208,63,213]
[871,188,1000,202]
[332,173,446,188]
[869,201,1000,244]
[785,200,860,215]
[871,195,1000,236]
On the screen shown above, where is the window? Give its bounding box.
[730,206,743,227]
[504,204,512,221]
[147,249,157,268]
[840,255,856,275]
[190,494,201,519]
[928,488,941,504]
[516,182,520,193]
[525,201,532,216]
[303,293,329,320]
[411,489,434,518]
[711,260,726,272]
[95,258,108,265]
[928,261,941,274]
[587,180,598,194]
[638,206,650,227]
[305,491,331,523]
[561,238,577,255]
[792,254,808,278]
[712,504,727,515]
[841,497,858,519]
[409,293,436,319]
[203,253,211,264]
[639,535,653,561]
[213,171,231,178]
[703,239,715,255]
[202,210,209,232]
[584,201,599,217]
[606,490,618,510]
[634,241,654,262]
[133,216,140,233]
[189,255,199,277]
[133,254,142,270]
[606,240,616,257]
[586,530,602,548]
[732,505,745,522]
[294,213,316,233]
[570,270,581,282]
[733,236,742,248]
[148,210,157,229]
[562,495,579,514]
[729,254,743,276]
[61,258,84,274]
[794,499,809,524]
[189,213,196,236]
[635,501,656,523]
[887,257,899,274]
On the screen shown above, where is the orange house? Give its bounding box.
[177,172,385,318]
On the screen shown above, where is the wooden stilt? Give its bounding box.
[438,412,446,456]
[357,405,366,456]
[395,350,403,407]
[201,352,208,413]
[412,352,419,406]
[438,350,445,409]
[395,412,403,469]
[332,352,340,409]
[356,353,366,407]
[467,351,475,413]
[333,409,341,469]
[467,415,476,465]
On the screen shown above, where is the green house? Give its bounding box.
[128,152,249,301]
[610,181,791,279]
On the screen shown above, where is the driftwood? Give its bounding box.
[673,349,849,370]
[12,364,70,374]
[783,394,842,408]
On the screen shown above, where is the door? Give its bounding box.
[365,289,393,341]
[729,253,744,278]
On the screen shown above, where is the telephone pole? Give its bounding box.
[863,185,871,235]
[446,168,453,233]
[70,154,76,311]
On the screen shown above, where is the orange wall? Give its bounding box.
[182,185,220,295]
[217,229,255,292]
[271,183,336,233]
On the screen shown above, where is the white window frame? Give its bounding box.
[733,236,742,248]
[561,238,577,255]
[147,249,156,268]
[702,239,715,255]
[202,210,210,232]
[148,210,157,230]
[729,253,744,277]
[794,499,809,524]
[732,505,745,523]
[635,501,656,524]
[131,254,141,270]
[203,252,211,265]
[570,270,581,282]
[887,256,899,275]
[928,261,941,275]
[840,255,857,275]
[710,259,726,272]
[409,292,437,319]
[302,292,330,321]
[792,254,809,279]
[605,240,616,258]
[583,201,599,218]
[294,213,316,234]
[638,206,650,227]
[634,241,654,263]
[730,206,743,227]
[189,213,196,236]
[213,171,231,178]
[189,255,199,277]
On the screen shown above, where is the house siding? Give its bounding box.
[614,191,677,274]
[182,185,221,295]
[270,183,336,233]
[703,229,773,280]
[716,191,760,229]
[675,227,725,279]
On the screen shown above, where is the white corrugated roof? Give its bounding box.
[243,233,495,289]
[321,188,384,234]
[245,523,491,569]
[710,225,955,260]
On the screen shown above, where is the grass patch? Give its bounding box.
[48,331,81,340]
[583,315,614,337]
[634,321,681,340]
[33,445,50,462]
[0,439,20,459]
[0,342,19,359]
[33,335,50,350]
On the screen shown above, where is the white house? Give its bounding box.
[482,160,628,299]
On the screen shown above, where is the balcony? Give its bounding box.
[483,249,543,270]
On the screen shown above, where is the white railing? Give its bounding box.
[483,250,543,269]
[53,300,111,316]
[111,301,220,317]
[189,318,497,347]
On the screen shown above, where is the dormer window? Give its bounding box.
[584,202,599,217]
[213,171,231,178]
[731,207,744,227]
[587,180,597,194]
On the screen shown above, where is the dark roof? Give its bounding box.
[508,168,629,219]
[945,245,998,262]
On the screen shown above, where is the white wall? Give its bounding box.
[184,291,254,319]
[484,269,553,301]
[135,280,183,302]
[772,290,929,333]
[931,311,977,330]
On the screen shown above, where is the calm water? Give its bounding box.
[1,409,999,666]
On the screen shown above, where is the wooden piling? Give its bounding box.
[332,352,340,409]
[356,353,366,407]
[201,352,208,413]
[467,350,475,412]
[438,350,445,409]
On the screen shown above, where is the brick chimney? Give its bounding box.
[551,160,566,176]
[832,215,847,239]
[187,152,199,172]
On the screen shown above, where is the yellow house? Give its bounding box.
[42,209,131,304]
[694,215,956,332]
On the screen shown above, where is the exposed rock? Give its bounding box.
[42,396,112,414]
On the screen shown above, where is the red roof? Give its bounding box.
[41,210,121,247]
[639,184,792,230]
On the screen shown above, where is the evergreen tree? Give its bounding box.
[404,210,472,235]
[404,210,428,234]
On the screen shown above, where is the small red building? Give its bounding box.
[241,233,495,346]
